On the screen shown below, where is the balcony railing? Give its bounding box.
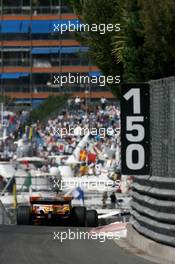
[1,58,91,67]
[1,6,73,15]
[0,32,76,41]
[2,59,30,67]
[2,84,108,93]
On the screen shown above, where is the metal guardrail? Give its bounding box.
[131,176,175,246]
[0,200,13,225]
[131,77,175,247]
[1,6,72,15]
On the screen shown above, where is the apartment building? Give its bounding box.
[0,0,113,107]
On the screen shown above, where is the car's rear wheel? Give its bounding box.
[72,206,86,227]
[17,206,32,225]
[86,210,98,227]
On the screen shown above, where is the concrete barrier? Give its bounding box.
[127,224,175,264]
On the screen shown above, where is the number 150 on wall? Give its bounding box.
[121,84,150,175]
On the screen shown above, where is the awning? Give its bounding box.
[21,20,30,33]
[32,46,87,54]
[0,73,29,79]
[0,20,82,33]
[31,20,50,33]
[31,47,61,54]
[1,21,21,33]
[89,72,102,77]
[50,19,81,32]
[61,47,80,54]
[0,73,21,79]
[61,46,89,54]
[31,48,50,54]
[15,99,32,104]
[50,47,61,53]
[80,47,89,52]
[20,73,30,77]
[3,48,30,52]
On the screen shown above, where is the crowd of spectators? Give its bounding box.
[0,98,121,178]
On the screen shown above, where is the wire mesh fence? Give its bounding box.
[131,77,175,246]
[149,77,175,178]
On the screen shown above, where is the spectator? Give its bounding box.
[110,192,117,209]
[100,97,107,110]
[102,191,108,208]
[75,96,81,110]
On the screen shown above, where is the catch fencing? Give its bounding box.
[131,77,175,246]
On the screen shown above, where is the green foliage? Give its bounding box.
[30,95,68,122]
[138,0,175,80]
[68,0,175,85]
[0,95,14,105]
[114,0,145,82]
[68,0,122,97]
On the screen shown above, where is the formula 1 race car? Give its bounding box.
[16,195,98,227]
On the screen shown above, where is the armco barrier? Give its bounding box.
[0,200,13,225]
[131,176,175,246]
[130,77,175,247]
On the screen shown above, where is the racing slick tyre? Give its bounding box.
[86,210,98,227]
[17,206,32,225]
[72,206,86,227]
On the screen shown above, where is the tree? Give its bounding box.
[113,0,145,82]
[0,95,14,105]
[138,0,175,80]
[113,0,175,81]
[68,0,122,97]
[69,0,175,85]
[30,95,69,122]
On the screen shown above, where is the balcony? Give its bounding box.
[1,57,90,68]
[2,83,109,93]
[1,5,73,15]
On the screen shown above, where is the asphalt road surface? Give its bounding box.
[0,225,154,264]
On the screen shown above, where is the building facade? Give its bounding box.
[0,0,113,107]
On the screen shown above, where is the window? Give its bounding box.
[3,50,30,67]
